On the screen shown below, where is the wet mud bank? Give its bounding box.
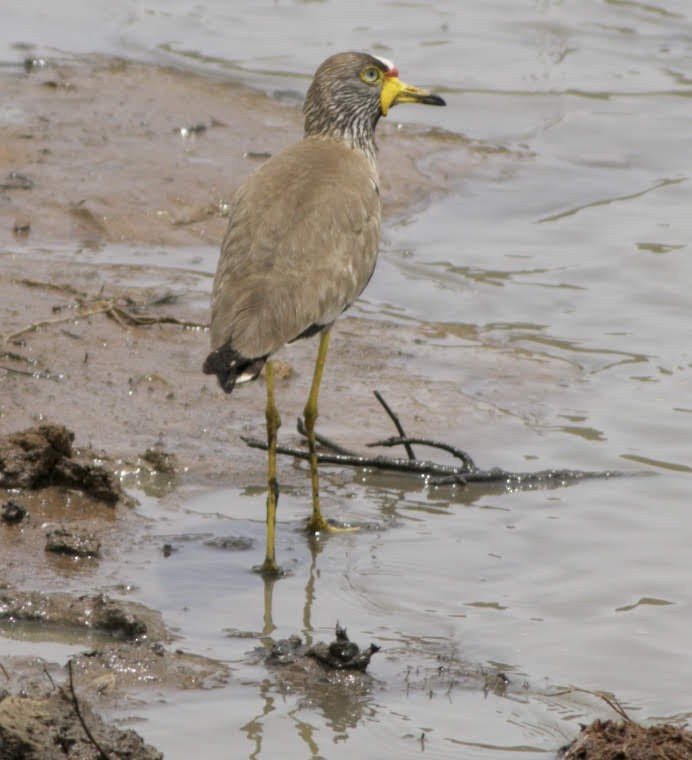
[0,54,674,759]
[0,55,473,758]
[0,585,229,759]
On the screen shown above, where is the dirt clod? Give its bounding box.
[0,589,167,642]
[560,719,692,760]
[0,424,125,505]
[268,624,379,673]
[142,447,178,475]
[1,500,27,524]
[45,527,101,559]
[69,643,230,698]
[12,216,31,236]
[308,623,380,672]
[204,535,254,551]
[0,687,162,760]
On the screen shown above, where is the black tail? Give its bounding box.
[203,343,266,394]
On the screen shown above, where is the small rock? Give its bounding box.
[142,447,177,474]
[23,56,47,72]
[0,423,124,504]
[0,171,33,191]
[45,526,101,558]
[1,500,27,524]
[175,123,207,137]
[268,634,304,666]
[204,535,254,551]
[12,216,31,236]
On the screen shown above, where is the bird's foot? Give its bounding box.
[254,557,286,578]
[305,515,359,535]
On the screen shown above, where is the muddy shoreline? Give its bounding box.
[0,54,475,758]
[1,56,682,759]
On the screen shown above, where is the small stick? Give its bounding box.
[4,307,108,343]
[241,436,619,487]
[3,296,205,343]
[243,436,460,477]
[367,435,476,472]
[296,417,359,456]
[105,305,131,329]
[555,686,633,723]
[373,390,416,460]
[42,665,57,691]
[66,659,113,760]
[0,365,43,377]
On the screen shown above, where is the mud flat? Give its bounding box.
[0,55,471,758]
[2,55,679,760]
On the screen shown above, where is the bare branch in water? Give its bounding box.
[373,390,416,461]
[244,391,624,489]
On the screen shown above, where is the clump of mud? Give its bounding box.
[0,588,230,759]
[262,623,380,700]
[308,623,380,672]
[0,499,26,524]
[0,589,167,641]
[45,527,102,558]
[0,647,167,760]
[560,718,692,759]
[0,423,125,505]
[0,684,162,760]
[268,623,379,673]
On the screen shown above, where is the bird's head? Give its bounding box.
[303,51,445,153]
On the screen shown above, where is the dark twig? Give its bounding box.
[373,390,416,460]
[42,665,57,690]
[366,435,476,472]
[296,417,359,456]
[241,436,619,488]
[552,686,633,723]
[243,436,459,477]
[3,290,206,344]
[244,392,625,490]
[0,365,60,381]
[66,659,113,760]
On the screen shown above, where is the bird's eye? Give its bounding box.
[359,66,381,85]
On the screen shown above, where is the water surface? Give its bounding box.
[2,1,691,758]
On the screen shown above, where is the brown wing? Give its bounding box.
[209,136,381,360]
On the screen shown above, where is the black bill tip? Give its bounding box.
[421,93,446,107]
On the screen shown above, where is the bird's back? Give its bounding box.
[209,136,381,361]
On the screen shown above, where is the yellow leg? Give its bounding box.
[259,360,282,576]
[304,329,331,533]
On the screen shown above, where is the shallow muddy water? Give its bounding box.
[2,1,692,758]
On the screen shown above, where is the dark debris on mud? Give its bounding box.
[45,527,101,558]
[0,500,27,524]
[268,623,379,674]
[0,424,126,505]
[262,623,380,699]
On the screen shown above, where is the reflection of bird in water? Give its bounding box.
[246,535,378,757]
[204,51,445,575]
